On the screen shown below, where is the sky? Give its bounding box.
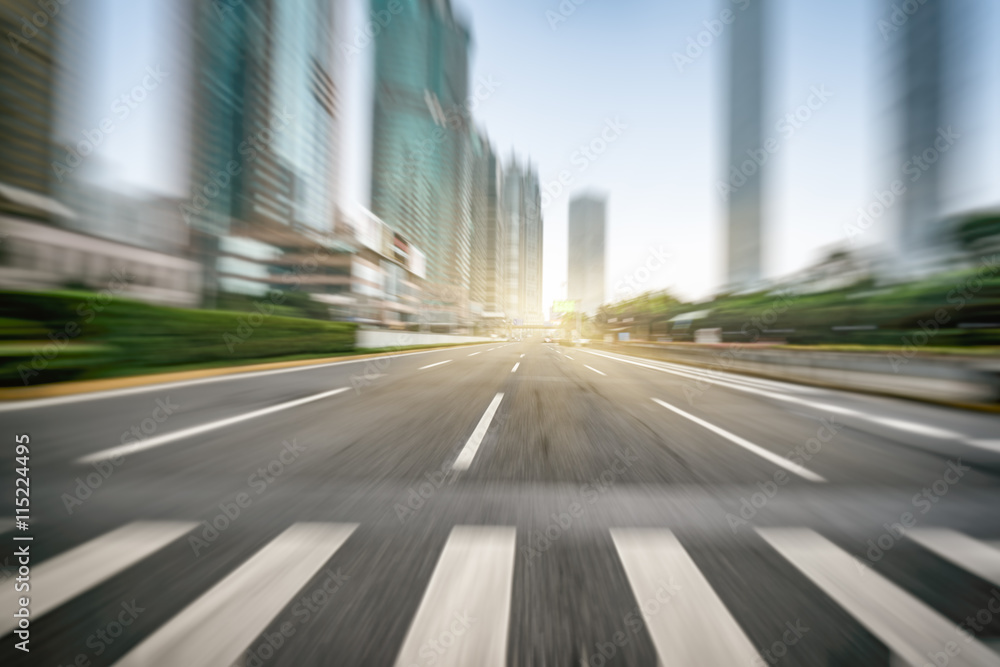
[85,0,1000,307]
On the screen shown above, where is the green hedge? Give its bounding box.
[0,290,357,386]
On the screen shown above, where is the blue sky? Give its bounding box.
[87,0,1000,306]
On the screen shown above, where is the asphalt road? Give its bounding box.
[2,339,1000,666]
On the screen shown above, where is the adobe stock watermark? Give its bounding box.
[537,117,627,214]
[584,577,682,667]
[180,108,293,224]
[718,86,833,202]
[877,0,930,41]
[726,416,841,533]
[389,76,500,198]
[672,0,752,74]
[521,449,638,561]
[613,246,673,300]
[61,397,179,514]
[240,568,350,666]
[546,0,589,31]
[751,620,810,666]
[6,0,70,55]
[189,438,307,556]
[845,126,959,244]
[394,461,451,523]
[681,292,796,405]
[340,1,404,61]
[887,253,998,372]
[853,459,970,574]
[17,270,134,385]
[52,67,169,182]
[58,599,145,665]
[400,612,475,667]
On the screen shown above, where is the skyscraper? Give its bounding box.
[887,0,949,269]
[369,0,472,326]
[0,0,63,220]
[567,193,606,315]
[502,157,543,323]
[187,0,339,238]
[725,0,767,288]
[469,131,506,318]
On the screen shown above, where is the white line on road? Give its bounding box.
[0,521,197,635]
[116,523,357,667]
[468,352,482,357]
[76,387,350,465]
[611,529,758,665]
[420,360,453,370]
[652,398,826,482]
[564,355,574,361]
[758,528,1000,667]
[511,363,520,373]
[585,349,984,448]
[0,344,492,412]
[520,354,525,358]
[584,365,606,376]
[908,529,1000,587]
[452,393,504,471]
[394,526,516,667]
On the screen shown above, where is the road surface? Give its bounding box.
[2,340,1000,666]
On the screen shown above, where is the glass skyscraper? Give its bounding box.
[369,0,472,325]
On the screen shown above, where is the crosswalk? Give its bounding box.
[4,521,1000,666]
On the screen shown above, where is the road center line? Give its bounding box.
[511,363,520,373]
[420,360,453,370]
[468,352,482,357]
[584,365,606,376]
[76,387,350,465]
[652,398,827,482]
[452,393,505,471]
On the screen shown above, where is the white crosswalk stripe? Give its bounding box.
[114,522,357,667]
[759,528,1000,667]
[611,528,759,666]
[909,529,1000,588]
[394,526,516,667]
[0,521,197,636]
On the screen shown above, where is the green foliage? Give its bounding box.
[0,290,356,386]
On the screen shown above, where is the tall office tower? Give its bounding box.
[725,0,767,288]
[520,164,544,323]
[888,0,948,269]
[370,0,473,326]
[567,193,607,315]
[188,0,339,238]
[469,132,506,318]
[503,156,544,323]
[0,0,63,219]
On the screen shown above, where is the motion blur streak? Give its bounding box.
[2,0,1000,665]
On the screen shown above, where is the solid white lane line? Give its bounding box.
[1,345,492,413]
[0,521,197,635]
[867,418,961,440]
[909,529,1000,587]
[586,349,978,444]
[394,526,516,667]
[511,363,520,373]
[584,365,606,376]
[116,523,357,667]
[420,360,453,370]
[76,387,350,465]
[452,393,505,471]
[758,528,1000,667]
[652,398,826,482]
[611,529,757,665]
